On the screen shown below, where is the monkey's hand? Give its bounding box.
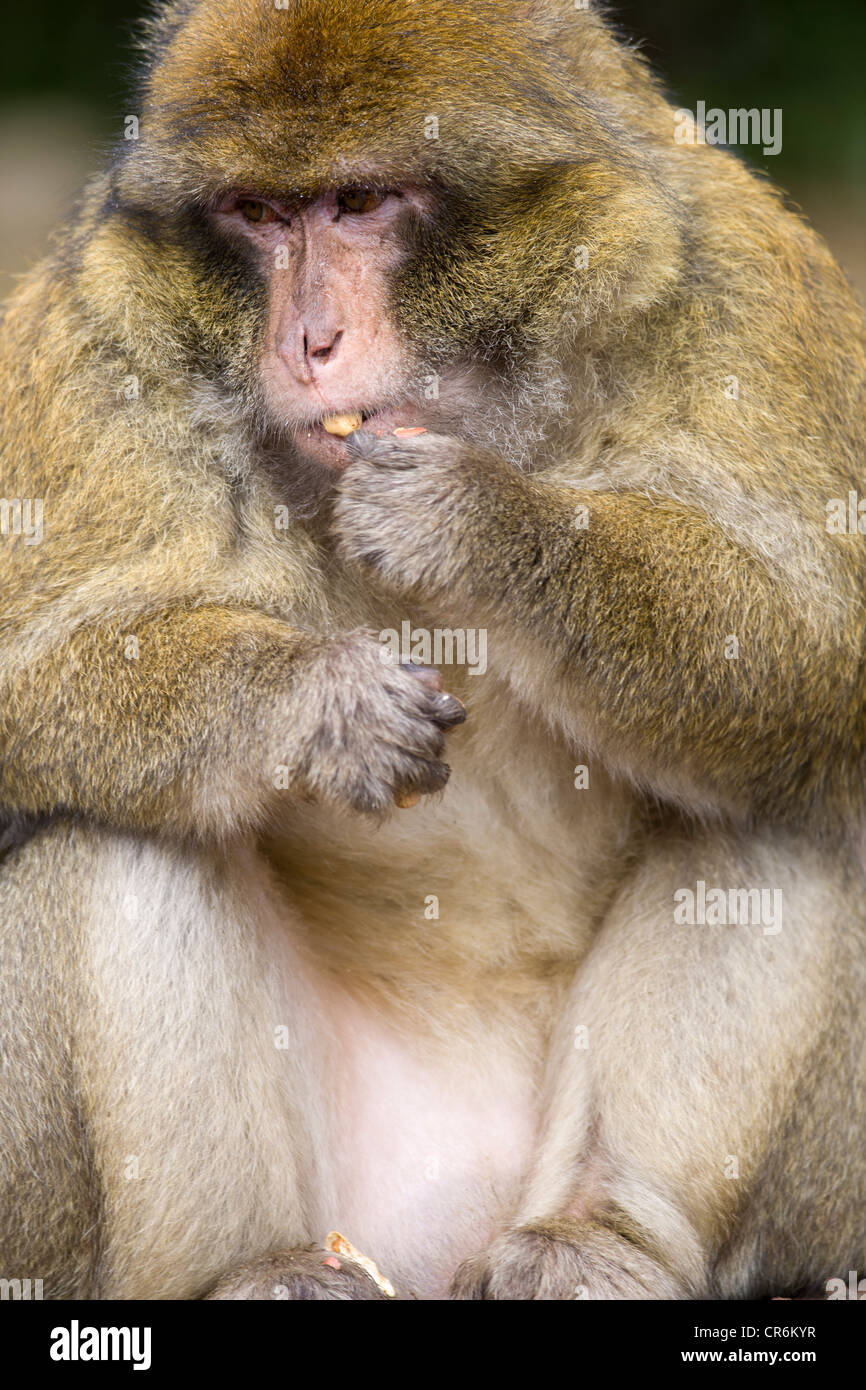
[335,430,518,597]
[335,428,857,829]
[0,609,464,837]
[287,631,466,814]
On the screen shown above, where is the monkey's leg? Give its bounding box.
[451,828,866,1300]
[0,819,356,1300]
[202,1248,391,1300]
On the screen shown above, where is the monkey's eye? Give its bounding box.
[337,187,386,215]
[238,199,277,224]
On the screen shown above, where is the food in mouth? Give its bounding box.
[321,412,364,436]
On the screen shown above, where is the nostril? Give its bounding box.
[305,329,343,365]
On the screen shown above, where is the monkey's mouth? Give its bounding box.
[294,406,417,470]
[319,411,368,438]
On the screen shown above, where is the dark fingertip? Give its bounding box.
[420,761,451,793]
[345,429,377,456]
[432,695,467,728]
[345,434,417,470]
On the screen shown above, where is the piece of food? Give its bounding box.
[322,412,363,436]
[394,789,422,809]
[393,426,427,437]
[323,1231,396,1296]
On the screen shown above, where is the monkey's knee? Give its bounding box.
[449,1219,689,1301]
[202,1247,393,1301]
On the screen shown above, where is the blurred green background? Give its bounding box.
[0,0,864,296]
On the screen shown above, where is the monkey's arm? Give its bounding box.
[0,606,460,836]
[336,433,862,826]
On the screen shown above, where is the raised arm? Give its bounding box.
[336,430,863,829]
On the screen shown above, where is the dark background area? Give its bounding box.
[617,0,866,187]
[0,0,864,293]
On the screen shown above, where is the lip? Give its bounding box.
[291,405,422,470]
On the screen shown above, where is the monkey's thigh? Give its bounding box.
[456,826,866,1299]
[0,820,330,1299]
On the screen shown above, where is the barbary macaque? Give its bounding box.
[1,0,865,1299]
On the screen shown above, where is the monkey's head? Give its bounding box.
[108,0,681,471]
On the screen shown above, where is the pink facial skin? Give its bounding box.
[211,186,433,469]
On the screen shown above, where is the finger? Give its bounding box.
[344,432,422,469]
[400,662,443,691]
[345,429,380,459]
[430,693,467,729]
[394,757,451,799]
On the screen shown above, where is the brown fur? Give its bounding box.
[0,0,865,1300]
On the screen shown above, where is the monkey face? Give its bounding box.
[110,0,679,475]
[209,185,436,470]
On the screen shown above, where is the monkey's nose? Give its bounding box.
[305,328,343,366]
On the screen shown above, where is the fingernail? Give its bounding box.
[434,695,467,727]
